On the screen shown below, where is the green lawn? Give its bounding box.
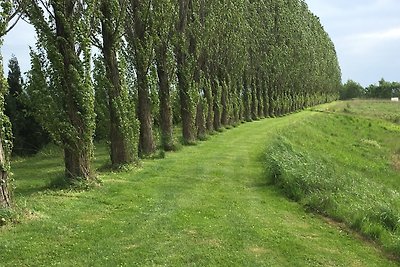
[1,106,397,266]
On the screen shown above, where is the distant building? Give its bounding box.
[391,97,399,102]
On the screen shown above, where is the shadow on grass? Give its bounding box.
[12,143,109,198]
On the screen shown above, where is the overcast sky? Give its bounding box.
[2,0,400,87]
[306,0,400,86]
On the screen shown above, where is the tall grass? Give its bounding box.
[265,103,400,256]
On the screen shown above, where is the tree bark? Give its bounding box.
[221,82,229,126]
[243,74,252,122]
[212,79,221,130]
[251,77,258,120]
[176,61,196,143]
[176,0,196,144]
[137,64,156,156]
[0,140,11,208]
[204,79,214,132]
[155,42,174,151]
[256,75,264,118]
[54,2,93,180]
[263,79,269,117]
[101,1,136,165]
[64,145,92,180]
[128,0,156,156]
[195,99,206,139]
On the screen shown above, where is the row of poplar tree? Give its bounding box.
[0,0,341,208]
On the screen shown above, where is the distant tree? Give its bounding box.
[92,56,110,141]
[340,80,364,100]
[365,79,400,99]
[5,55,48,155]
[365,84,378,99]
[393,83,400,98]
[378,79,399,98]
[377,79,393,99]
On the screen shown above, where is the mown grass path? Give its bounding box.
[1,112,397,266]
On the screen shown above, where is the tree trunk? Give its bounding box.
[256,76,264,118]
[204,79,214,132]
[212,80,221,130]
[251,77,258,120]
[101,1,136,165]
[263,80,269,117]
[128,0,156,156]
[176,0,196,144]
[236,81,244,122]
[54,3,94,180]
[195,99,206,139]
[231,82,239,124]
[0,140,11,208]
[137,65,156,156]
[243,75,252,122]
[221,82,229,126]
[155,42,174,151]
[269,86,275,117]
[176,63,196,144]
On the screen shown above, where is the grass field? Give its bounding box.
[0,100,398,266]
[266,100,400,257]
[319,99,400,124]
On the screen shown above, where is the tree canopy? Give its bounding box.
[2,0,342,191]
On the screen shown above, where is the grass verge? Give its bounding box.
[265,100,400,257]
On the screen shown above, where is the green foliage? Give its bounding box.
[96,0,140,165]
[125,0,157,154]
[0,53,12,171]
[92,56,110,141]
[340,79,365,100]
[5,55,49,155]
[365,78,400,99]
[110,55,140,159]
[265,100,400,256]
[0,0,20,208]
[23,1,97,179]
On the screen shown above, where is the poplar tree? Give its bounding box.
[0,46,12,208]
[23,1,96,180]
[0,51,11,208]
[126,0,156,156]
[0,0,19,208]
[153,0,176,151]
[175,0,198,144]
[5,56,48,155]
[98,0,139,166]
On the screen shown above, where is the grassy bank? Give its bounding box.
[0,105,397,265]
[265,100,400,257]
[321,99,400,124]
